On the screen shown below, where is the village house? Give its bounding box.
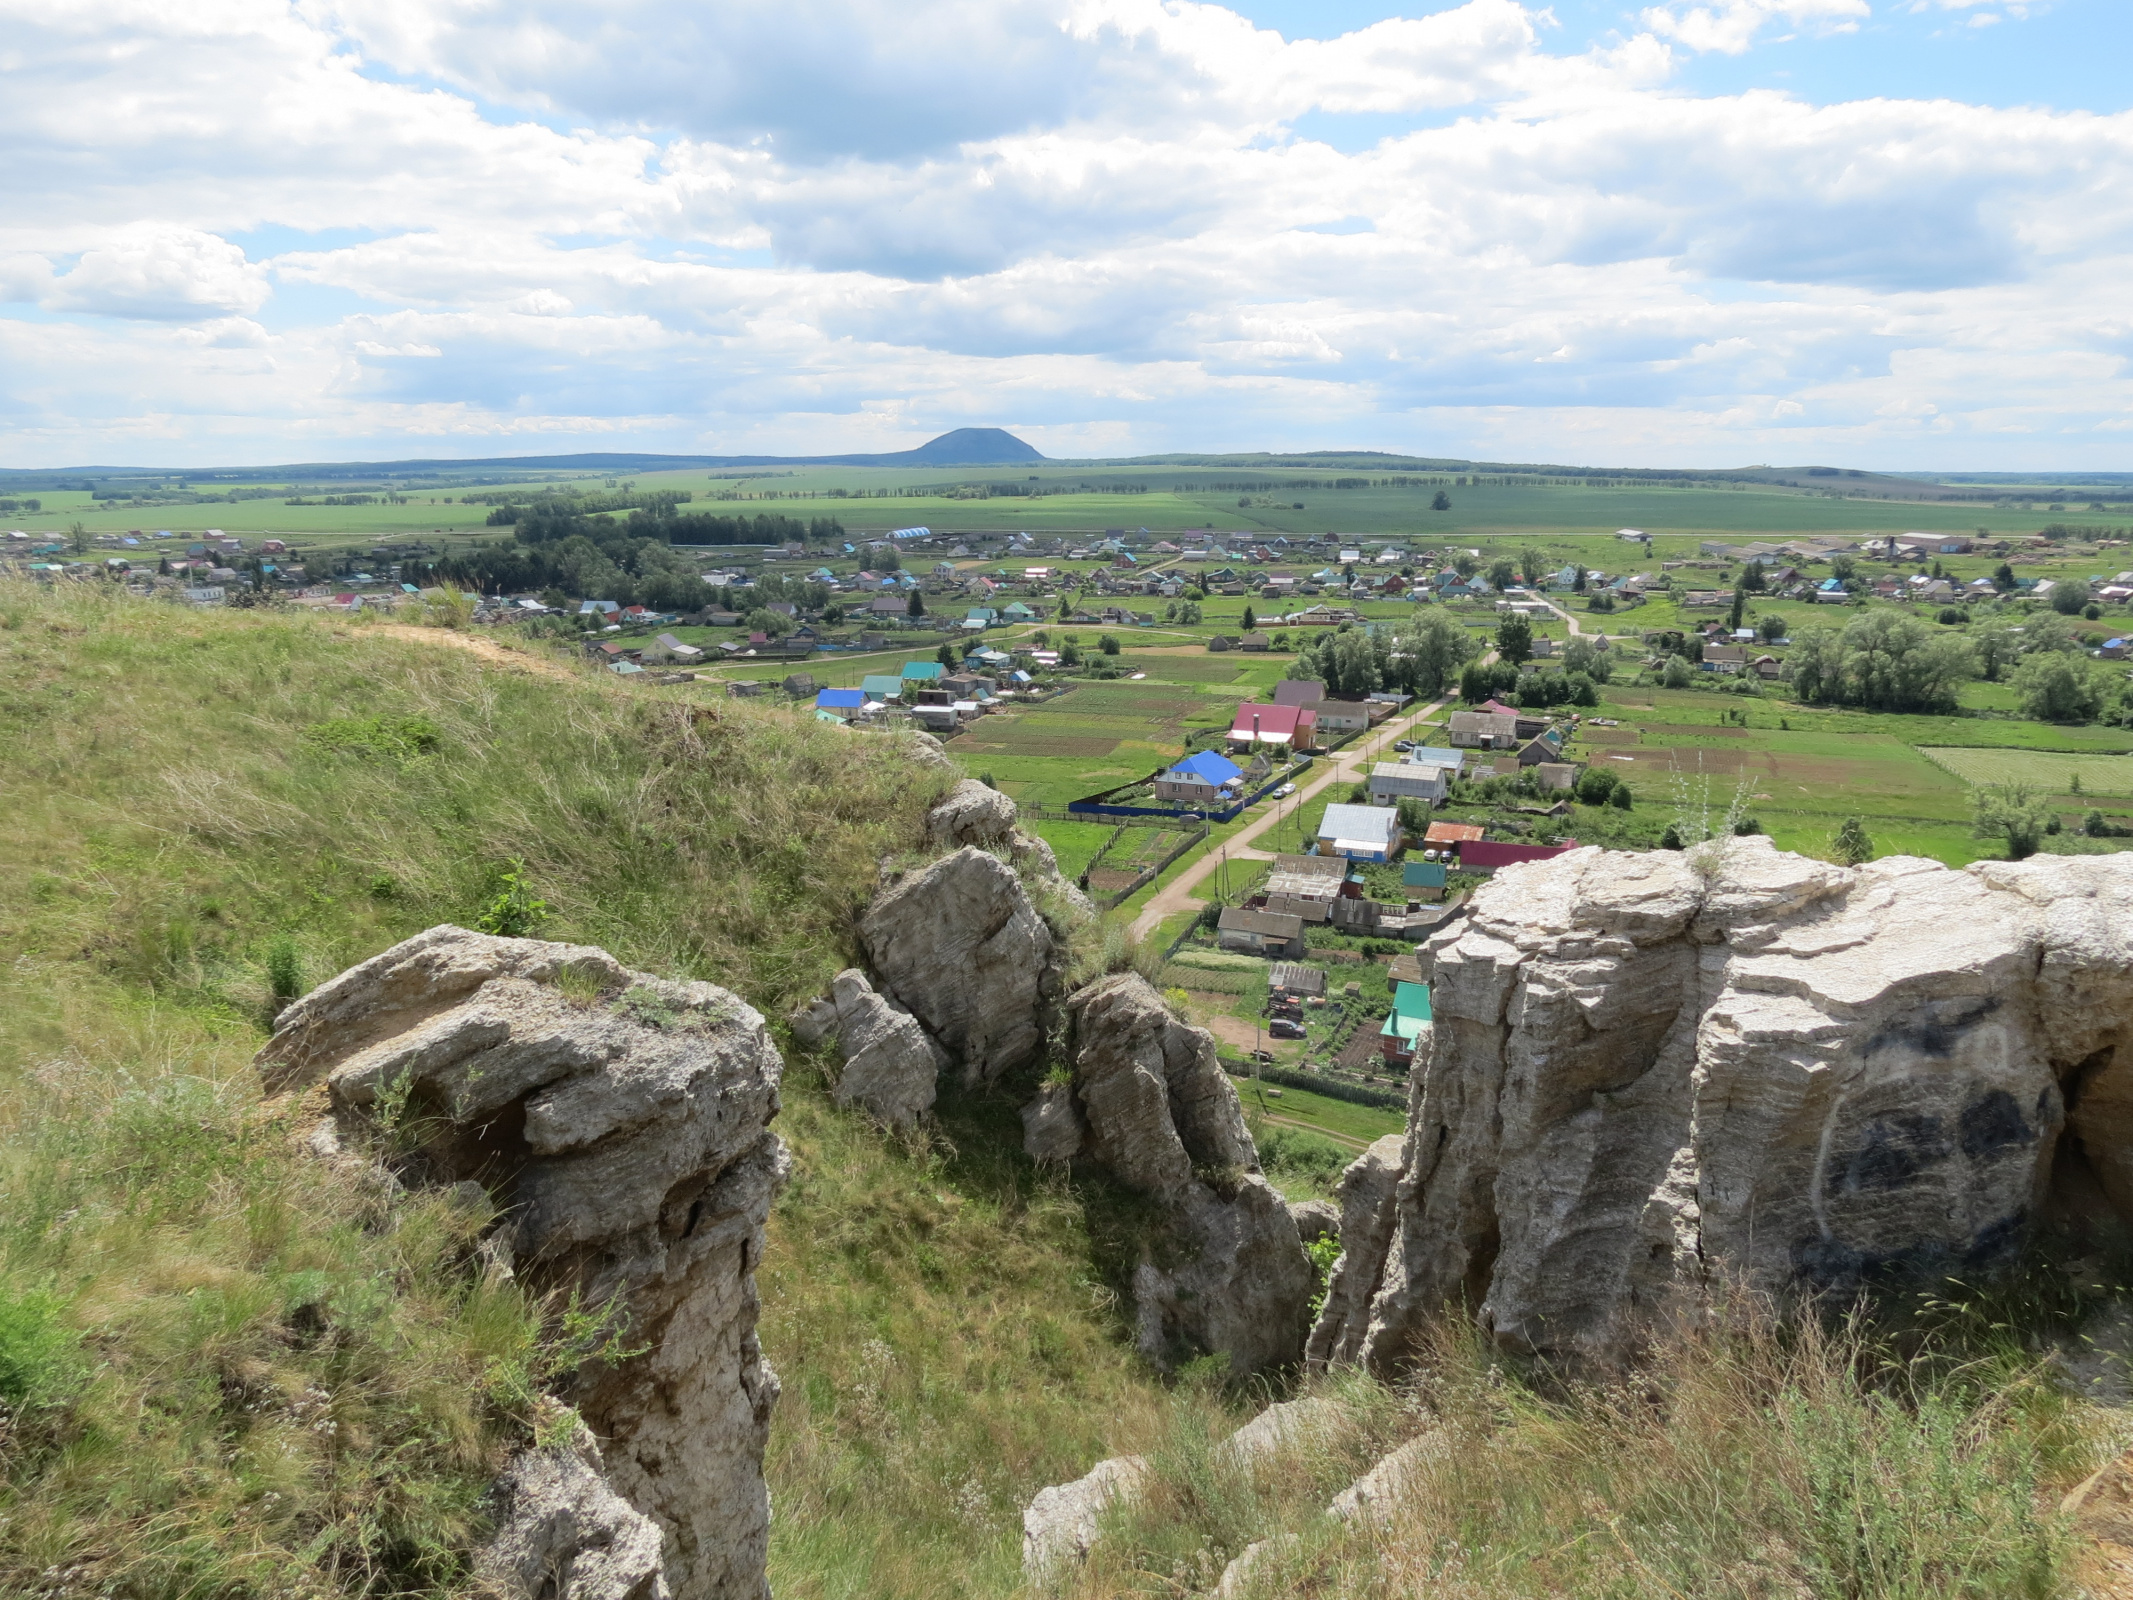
[1228,701,1318,754]
[1317,803,1402,863]
[1155,749,1245,806]
[1216,907,1306,960]
[1447,709,1520,749]
[1369,761,1448,807]
[1259,852,1348,922]
[1380,981,1432,1071]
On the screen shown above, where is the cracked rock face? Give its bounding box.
[858,845,1060,1086]
[260,925,787,1600]
[1062,973,1314,1375]
[1303,1133,1404,1372]
[1320,842,2133,1374]
[478,1423,671,1600]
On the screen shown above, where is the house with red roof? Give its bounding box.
[1227,701,1318,753]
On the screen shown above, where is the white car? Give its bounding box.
[1274,782,1297,798]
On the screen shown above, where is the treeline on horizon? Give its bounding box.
[413,505,846,606]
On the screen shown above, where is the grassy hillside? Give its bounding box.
[5,581,2128,1600]
[0,583,1232,1598]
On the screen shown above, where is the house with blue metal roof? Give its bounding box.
[1155,750,1243,805]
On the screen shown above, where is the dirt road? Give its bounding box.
[1127,689,1460,941]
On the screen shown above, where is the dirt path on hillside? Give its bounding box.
[367,624,583,683]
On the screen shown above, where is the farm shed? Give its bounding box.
[1217,908,1306,959]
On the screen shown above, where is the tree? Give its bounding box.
[1970,626,2018,682]
[1573,566,1588,593]
[907,590,925,618]
[1659,822,1685,850]
[1661,656,1692,689]
[1574,766,1618,805]
[1241,603,1256,632]
[1519,549,1543,587]
[1060,641,1082,666]
[1458,662,1493,702]
[68,521,87,554]
[1495,614,1533,666]
[1833,816,1874,866]
[1757,612,1786,644]
[1993,562,2018,592]
[1393,609,1478,697]
[1431,490,1451,511]
[2051,580,2093,616]
[1739,563,1766,593]
[2012,651,2106,723]
[1831,554,1858,583]
[1563,634,1611,683]
[1453,554,1478,579]
[1099,634,1120,655]
[1728,586,1746,632]
[1972,782,2053,861]
[1608,782,1633,811]
[1486,559,1518,592]
[936,643,958,667]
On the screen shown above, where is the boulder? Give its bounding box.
[1288,1198,1341,1246]
[1069,973,1259,1194]
[1064,973,1315,1374]
[478,1423,671,1600]
[1020,1080,1087,1163]
[800,968,942,1127]
[1340,842,2133,1374]
[1020,1454,1148,1578]
[1130,1177,1313,1376]
[904,731,957,773]
[1304,1134,1407,1370]
[924,777,1018,850]
[858,846,1060,1086]
[1215,1397,1345,1470]
[1327,1431,1445,1525]
[261,926,788,1600]
[1212,1535,1296,1599]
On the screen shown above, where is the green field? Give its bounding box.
[1233,1075,1404,1145]
[1918,747,2133,795]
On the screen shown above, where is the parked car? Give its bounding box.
[1393,740,1415,752]
[1269,1018,1306,1039]
[1274,782,1297,798]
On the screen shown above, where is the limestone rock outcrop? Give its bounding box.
[1288,1198,1340,1246]
[858,845,1061,1085]
[790,968,941,1127]
[478,1423,671,1600]
[1312,841,2133,1374]
[1020,1080,1086,1163]
[924,777,1020,850]
[1304,1134,1406,1371]
[261,926,787,1600]
[1058,973,1314,1374]
[1021,1454,1148,1578]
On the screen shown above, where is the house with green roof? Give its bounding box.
[901,660,944,681]
[860,674,905,701]
[1380,980,1432,1070]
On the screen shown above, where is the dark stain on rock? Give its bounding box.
[1837,1112,1950,1193]
[1862,996,2000,1061]
[1958,1090,2035,1161]
[1794,1209,2029,1292]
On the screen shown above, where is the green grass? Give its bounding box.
[1061,1303,2099,1600]
[1919,747,2133,795]
[1233,1077,1404,1147]
[0,581,1200,1600]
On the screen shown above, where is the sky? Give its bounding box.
[2,0,2130,471]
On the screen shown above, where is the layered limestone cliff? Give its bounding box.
[260,926,787,1600]
[1309,840,2133,1373]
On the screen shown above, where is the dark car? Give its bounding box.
[1268,1018,1307,1040]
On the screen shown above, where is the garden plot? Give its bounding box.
[1919,748,2133,795]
